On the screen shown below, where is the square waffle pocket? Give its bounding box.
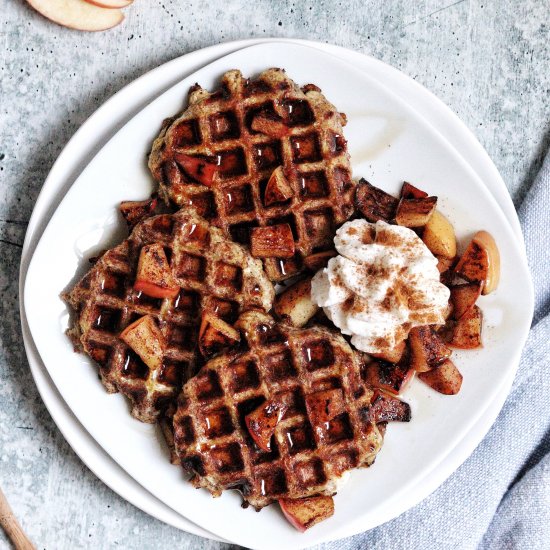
[149,68,356,282]
[173,310,411,510]
[64,208,274,423]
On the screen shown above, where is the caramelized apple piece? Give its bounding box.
[370,340,406,364]
[450,283,482,319]
[422,210,457,259]
[401,181,428,199]
[367,391,411,423]
[134,243,179,299]
[264,166,294,206]
[251,113,289,138]
[305,389,345,424]
[450,305,483,349]
[455,231,500,294]
[245,399,288,452]
[364,360,414,396]
[198,313,240,358]
[119,196,158,229]
[120,315,165,371]
[408,326,452,373]
[274,278,319,327]
[395,196,437,228]
[418,359,463,395]
[250,224,295,258]
[303,250,337,272]
[173,152,217,187]
[355,178,398,222]
[436,255,455,274]
[279,496,334,532]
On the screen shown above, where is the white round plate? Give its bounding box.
[20,40,530,548]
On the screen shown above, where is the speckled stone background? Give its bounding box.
[0,1,548,548]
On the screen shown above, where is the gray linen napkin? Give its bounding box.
[320,151,550,550]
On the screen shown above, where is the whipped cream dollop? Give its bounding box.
[311,219,450,354]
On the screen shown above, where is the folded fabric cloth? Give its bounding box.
[321,150,550,550]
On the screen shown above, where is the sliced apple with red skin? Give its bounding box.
[134,244,179,299]
[401,181,428,199]
[364,361,414,396]
[264,166,294,206]
[454,231,500,294]
[450,283,482,319]
[120,315,165,371]
[279,496,334,532]
[245,399,288,452]
[450,305,483,349]
[408,326,452,373]
[395,196,438,228]
[198,313,240,358]
[173,152,217,187]
[85,0,132,7]
[418,359,463,395]
[119,196,158,229]
[26,0,124,31]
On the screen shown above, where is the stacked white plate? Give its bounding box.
[19,40,533,549]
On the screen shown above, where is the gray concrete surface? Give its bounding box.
[1,1,548,548]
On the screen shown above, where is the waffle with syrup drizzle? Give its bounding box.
[64,208,274,423]
[148,68,355,282]
[172,310,411,509]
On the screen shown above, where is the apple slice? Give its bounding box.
[401,182,428,199]
[119,196,158,229]
[422,210,457,259]
[370,340,406,364]
[198,313,240,358]
[134,244,179,299]
[418,359,463,395]
[364,361,414,396]
[395,196,437,228]
[450,305,483,349]
[408,326,452,373]
[279,496,334,532]
[245,399,288,452]
[120,315,165,371]
[367,391,411,423]
[454,231,500,294]
[264,166,294,206]
[26,0,124,31]
[85,0,132,7]
[450,283,482,319]
[173,152,217,187]
[274,278,319,327]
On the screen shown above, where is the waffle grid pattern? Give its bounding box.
[65,209,274,423]
[149,68,355,282]
[173,311,383,509]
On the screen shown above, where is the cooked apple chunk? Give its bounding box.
[418,359,463,395]
[355,178,398,222]
[279,496,334,532]
[120,315,164,371]
[305,389,345,424]
[450,283,482,319]
[370,340,406,364]
[174,152,217,187]
[454,231,500,295]
[422,210,457,259]
[401,181,428,199]
[395,196,437,228]
[250,224,295,258]
[245,399,288,452]
[198,313,240,358]
[134,243,179,299]
[120,196,158,229]
[274,278,319,327]
[264,166,294,206]
[364,360,414,396]
[303,250,337,272]
[455,231,500,295]
[408,326,452,373]
[450,305,483,349]
[367,391,411,423]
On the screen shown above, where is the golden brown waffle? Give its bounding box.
[173,310,410,510]
[64,208,274,423]
[149,68,355,282]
